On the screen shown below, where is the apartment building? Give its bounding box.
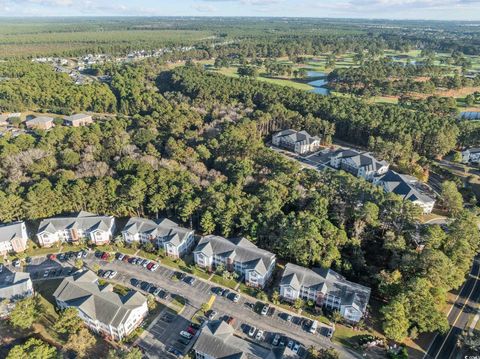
[0,222,28,255]
[272,129,321,155]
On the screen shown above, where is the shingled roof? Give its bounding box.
[376,170,434,205]
[38,211,114,234]
[122,217,192,246]
[280,263,371,313]
[0,271,32,300]
[273,129,320,145]
[53,270,146,328]
[334,149,388,172]
[0,222,26,245]
[194,236,275,276]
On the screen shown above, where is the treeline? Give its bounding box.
[0,59,478,344]
[0,61,116,114]
[327,59,480,96]
[162,65,463,158]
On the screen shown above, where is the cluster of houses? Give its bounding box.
[0,210,371,342]
[0,112,94,132]
[272,129,436,214]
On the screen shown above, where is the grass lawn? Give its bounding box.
[332,324,373,349]
[169,295,186,314]
[160,255,211,280]
[136,250,158,261]
[210,274,238,289]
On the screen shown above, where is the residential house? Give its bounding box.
[194,236,276,288]
[272,129,321,155]
[0,271,34,301]
[193,320,291,359]
[36,211,115,247]
[279,263,371,323]
[329,148,389,181]
[0,222,29,255]
[64,113,94,127]
[121,217,195,258]
[0,115,8,126]
[462,148,480,163]
[25,116,54,130]
[373,170,435,214]
[53,270,148,341]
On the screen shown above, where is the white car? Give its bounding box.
[248,326,256,337]
[179,331,193,339]
[293,342,301,354]
[43,270,49,278]
[261,304,269,316]
[255,330,264,341]
[151,264,159,271]
[142,260,150,268]
[108,271,117,279]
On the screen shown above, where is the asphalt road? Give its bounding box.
[423,257,480,359]
[6,252,361,359]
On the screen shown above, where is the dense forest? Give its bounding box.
[0,58,479,345]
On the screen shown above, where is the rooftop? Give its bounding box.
[122,217,192,246]
[38,211,114,234]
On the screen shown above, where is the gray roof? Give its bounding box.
[280,263,371,313]
[0,222,26,244]
[465,148,480,154]
[65,113,91,121]
[194,320,283,359]
[0,271,32,300]
[194,236,275,276]
[122,217,192,247]
[38,211,114,235]
[376,170,435,205]
[335,149,388,172]
[53,270,146,328]
[273,129,320,145]
[26,116,53,125]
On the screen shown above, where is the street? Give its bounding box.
[423,257,480,359]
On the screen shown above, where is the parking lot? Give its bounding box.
[4,250,356,359]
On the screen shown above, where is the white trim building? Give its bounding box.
[279,263,371,323]
[121,217,195,258]
[53,270,148,341]
[0,222,28,255]
[194,236,276,288]
[272,129,321,155]
[36,211,115,247]
[462,148,480,163]
[330,148,389,181]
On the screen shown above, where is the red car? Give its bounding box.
[101,252,110,260]
[186,326,197,335]
[122,255,130,262]
[48,254,56,260]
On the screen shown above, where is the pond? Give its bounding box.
[306,71,330,95]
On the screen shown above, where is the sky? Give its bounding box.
[0,0,480,21]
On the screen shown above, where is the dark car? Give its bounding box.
[167,347,182,356]
[149,286,157,294]
[178,337,190,345]
[178,272,187,280]
[184,276,196,285]
[95,251,102,258]
[190,322,201,330]
[222,289,230,298]
[25,257,32,264]
[58,253,66,261]
[130,278,140,287]
[140,281,151,291]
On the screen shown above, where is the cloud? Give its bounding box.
[193,3,218,12]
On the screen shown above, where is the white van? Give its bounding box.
[309,320,318,334]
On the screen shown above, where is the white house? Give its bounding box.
[373,170,435,214]
[193,236,276,288]
[330,148,389,181]
[462,148,480,163]
[64,114,94,127]
[279,263,371,323]
[0,222,28,255]
[272,129,321,155]
[0,271,34,302]
[53,270,148,341]
[36,211,115,247]
[121,217,195,258]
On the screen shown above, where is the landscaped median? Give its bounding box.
[168,295,186,314]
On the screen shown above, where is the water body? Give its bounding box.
[306,71,330,95]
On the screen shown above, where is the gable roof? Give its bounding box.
[0,222,27,244]
[26,116,53,125]
[273,129,320,145]
[65,114,91,122]
[38,211,114,235]
[194,235,275,276]
[334,149,388,172]
[53,270,146,328]
[0,271,32,300]
[377,170,435,205]
[122,217,192,247]
[280,263,371,313]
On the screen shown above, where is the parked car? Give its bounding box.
[207,310,218,320]
[293,342,301,354]
[25,257,32,264]
[43,270,49,278]
[179,331,193,339]
[102,270,111,278]
[261,304,269,316]
[48,254,56,261]
[108,271,117,279]
[76,251,83,259]
[178,337,190,345]
[177,272,187,280]
[272,333,281,346]
[309,320,318,334]
[286,314,293,322]
[186,326,197,335]
[279,336,287,347]
[225,316,235,326]
[122,255,130,262]
[12,259,21,267]
[131,278,140,287]
[222,289,230,298]
[100,252,109,260]
[0,264,3,273]
[184,276,196,285]
[153,287,162,296]
[287,340,294,349]
[150,263,159,271]
[232,293,240,303]
[58,253,66,261]
[248,326,256,337]
[326,328,334,338]
[82,250,88,258]
[116,253,124,261]
[255,330,264,341]
[190,323,201,330]
[142,260,150,268]
[167,347,182,356]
